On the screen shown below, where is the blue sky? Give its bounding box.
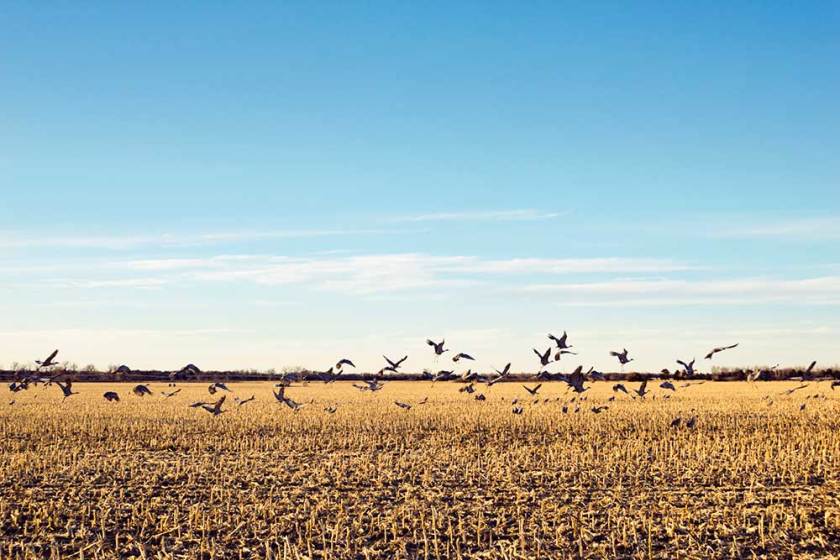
[1,2,839,372]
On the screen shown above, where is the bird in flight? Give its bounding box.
[659,381,676,392]
[612,383,628,395]
[103,391,120,402]
[548,332,572,349]
[200,396,226,416]
[452,352,475,362]
[533,347,552,367]
[235,395,255,406]
[512,406,524,415]
[335,358,356,370]
[705,344,739,360]
[381,355,408,374]
[591,406,608,414]
[161,388,181,398]
[522,384,542,396]
[54,379,78,400]
[426,339,448,356]
[610,349,634,365]
[394,401,412,410]
[676,359,696,376]
[36,350,59,370]
[634,380,649,399]
[562,365,588,394]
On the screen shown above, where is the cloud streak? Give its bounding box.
[387,209,565,223]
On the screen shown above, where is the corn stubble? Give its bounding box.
[0,381,838,559]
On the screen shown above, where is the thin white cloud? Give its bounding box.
[710,217,840,240]
[526,276,840,306]
[0,228,404,250]
[387,209,565,223]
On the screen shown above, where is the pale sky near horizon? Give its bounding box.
[2,3,839,373]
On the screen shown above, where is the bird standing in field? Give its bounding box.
[133,384,153,397]
[705,344,739,360]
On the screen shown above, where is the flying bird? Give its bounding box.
[554,350,578,361]
[634,380,649,399]
[512,406,524,415]
[161,388,181,398]
[335,358,356,370]
[426,339,448,356]
[676,359,696,376]
[548,332,572,349]
[805,361,817,374]
[36,350,59,369]
[236,395,255,406]
[522,384,542,396]
[452,352,475,362]
[394,401,412,410]
[103,391,120,402]
[383,355,408,370]
[54,380,77,400]
[533,348,552,367]
[659,381,676,392]
[591,406,608,414]
[610,349,634,365]
[200,396,226,416]
[612,383,628,394]
[705,344,739,360]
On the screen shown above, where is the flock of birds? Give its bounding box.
[7,335,838,419]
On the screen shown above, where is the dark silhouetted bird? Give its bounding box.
[610,349,634,365]
[103,391,120,402]
[705,344,739,360]
[426,339,448,356]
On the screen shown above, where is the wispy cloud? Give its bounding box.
[525,276,840,306]
[0,228,403,250]
[44,254,693,295]
[387,209,565,223]
[710,217,840,240]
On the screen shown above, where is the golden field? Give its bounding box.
[0,380,838,559]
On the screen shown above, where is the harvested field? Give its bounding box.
[1,380,838,559]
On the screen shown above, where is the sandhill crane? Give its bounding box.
[236,395,255,406]
[418,396,428,405]
[336,358,355,370]
[659,381,676,392]
[806,361,817,374]
[461,369,478,382]
[432,370,454,382]
[452,352,475,362]
[475,393,486,401]
[670,417,681,428]
[394,401,412,410]
[55,380,77,400]
[512,406,524,415]
[213,382,231,392]
[548,332,572,349]
[36,349,59,369]
[495,363,512,377]
[612,383,628,395]
[459,383,476,394]
[315,367,339,383]
[562,365,588,394]
[686,416,697,429]
[161,388,181,398]
[273,386,304,411]
[799,402,806,411]
[676,359,695,376]
[783,383,809,396]
[554,350,578,361]
[133,384,152,397]
[523,384,542,396]
[201,396,226,416]
[533,348,552,367]
[634,380,649,399]
[383,355,408,371]
[208,384,217,395]
[610,349,633,366]
[426,339,448,356]
[705,343,739,360]
[587,368,606,381]
[831,380,840,390]
[103,391,120,402]
[591,406,608,414]
[189,400,210,408]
